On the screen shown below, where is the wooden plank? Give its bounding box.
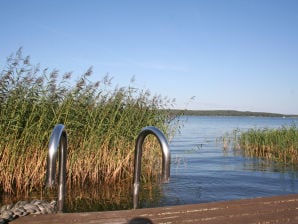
[12,194,298,224]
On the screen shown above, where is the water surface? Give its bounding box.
[156,116,298,207]
[3,116,297,211]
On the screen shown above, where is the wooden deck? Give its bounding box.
[12,194,298,224]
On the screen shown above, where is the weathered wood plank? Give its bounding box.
[12,194,298,224]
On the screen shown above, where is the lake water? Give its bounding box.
[3,115,297,212]
[154,116,298,207]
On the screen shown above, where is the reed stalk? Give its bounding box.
[238,125,298,166]
[0,48,177,195]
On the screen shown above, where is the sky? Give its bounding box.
[0,0,297,114]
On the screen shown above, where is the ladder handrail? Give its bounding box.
[45,124,67,212]
[44,125,170,211]
[133,126,171,209]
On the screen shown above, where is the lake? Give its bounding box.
[4,115,297,212]
[155,115,298,207]
[65,115,298,211]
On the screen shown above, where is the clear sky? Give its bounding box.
[1,0,297,114]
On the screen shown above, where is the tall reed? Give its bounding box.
[0,48,177,195]
[238,125,298,165]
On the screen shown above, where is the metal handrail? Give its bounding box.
[133,126,171,209]
[45,124,67,212]
[44,125,169,211]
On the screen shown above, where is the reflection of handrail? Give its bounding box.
[133,126,171,209]
[45,124,67,212]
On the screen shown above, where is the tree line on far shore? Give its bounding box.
[169,109,298,118]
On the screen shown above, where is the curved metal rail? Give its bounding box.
[133,126,171,209]
[45,124,67,212]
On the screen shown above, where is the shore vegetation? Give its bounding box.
[0,48,177,195]
[170,109,298,117]
[238,126,298,166]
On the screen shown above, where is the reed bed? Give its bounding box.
[238,125,298,166]
[0,48,176,195]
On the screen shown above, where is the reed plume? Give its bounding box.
[0,48,176,195]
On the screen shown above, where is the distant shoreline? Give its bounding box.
[169,109,298,118]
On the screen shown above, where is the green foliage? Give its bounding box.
[0,48,176,194]
[238,125,298,166]
[170,109,298,117]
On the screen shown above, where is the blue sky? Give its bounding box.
[1,0,297,114]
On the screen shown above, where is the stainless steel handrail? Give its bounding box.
[45,124,67,212]
[133,126,171,209]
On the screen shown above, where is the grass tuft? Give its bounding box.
[238,125,298,166]
[0,48,177,195]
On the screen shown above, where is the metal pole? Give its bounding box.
[133,126,171,209]
[45,124,67,212]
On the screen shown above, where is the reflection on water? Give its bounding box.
[64,181,162,212]
[64,183,133,212]
[1,116,298,212]
[66,180,167,212]
[0,181,163,212]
